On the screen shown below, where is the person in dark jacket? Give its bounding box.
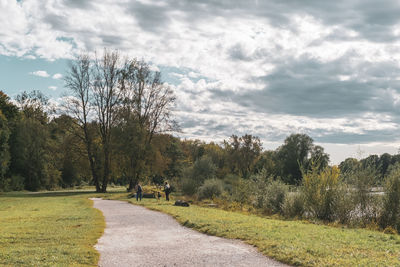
[136,183,143,201]
[164,182,171,201]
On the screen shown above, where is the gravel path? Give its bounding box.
[91,198,289,267]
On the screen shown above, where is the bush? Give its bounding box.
[334,184,355,224]
[198,179,224,200]
[379,164,400,231]
[302,165,342,221]
[10,174,25,191]
[0,174,25,192]
[251,170,288,214]
[181,177,200,196]
[191,156,217,183]
[263,179,288,214]
[180,156,217,197]
[346,166,376,222]
[282,192,304,218]
[229,178,252,205]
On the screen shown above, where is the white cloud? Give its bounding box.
[30,70,50,77]
[3,0,400,162]
[48,86,57,90]
[52,73,63,79]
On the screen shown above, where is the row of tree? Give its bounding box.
[0,50,399,192]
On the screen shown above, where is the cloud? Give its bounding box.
[52,73,63,79]
[4,0,400,153]
[48,86,57,90]
[30,70,50,77]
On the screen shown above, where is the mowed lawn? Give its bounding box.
[0,191,105,266]
[124,197,400,266]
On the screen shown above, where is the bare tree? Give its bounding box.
[92,49,124,192]
[64,50,177,192]
[120,60,177,190]
[64,54,101,192]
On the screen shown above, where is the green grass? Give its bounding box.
[119,197,400,266]
[0,190,108,266]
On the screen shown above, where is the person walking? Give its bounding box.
[164,182,171,201]
[136,183,143,201]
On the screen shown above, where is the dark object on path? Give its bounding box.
[174,200,190,207]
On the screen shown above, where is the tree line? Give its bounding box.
[1,50,400,194]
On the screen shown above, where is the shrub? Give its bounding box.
[334,184,355,224]
[180,156,217,197]
[10,174,25,191]
[229,178,252,205]
[263,179,288,214]
[181,177,200,196]
[251,170,288,214]
[198,179,224,200]
[0,174,25,192]
[379,164,400,231]
[302,165,342,221]
[191,156,217,183]
[346,166,376,222]
[282,192,304,218]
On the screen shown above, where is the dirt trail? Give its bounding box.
[91,198,289,267]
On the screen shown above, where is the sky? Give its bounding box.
[1,0,400,164]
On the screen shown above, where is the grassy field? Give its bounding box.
[0,190,108,266]
[2,188,400,266]
[116,196,400,266]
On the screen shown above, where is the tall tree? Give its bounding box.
[92,50,124,192]
[275,134,328,184]
[64,54,102,192]
[119,59,177,190]
[224,134,262,178]
[0,110,10,187]
[12,91,60,190]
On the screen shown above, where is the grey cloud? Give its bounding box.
[208,55,400,118]
[63,0,93,9]
[44,14,69,31]
[127,0,400,42]
[315,130,400,144]
[127,1,171,33]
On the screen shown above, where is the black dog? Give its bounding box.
[174,200,190,207]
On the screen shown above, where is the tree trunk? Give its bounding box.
[101,142,110,193]
[83,127,101,192]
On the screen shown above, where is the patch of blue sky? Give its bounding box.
[158,65,212,85]
[0,55,70,99]
[56,36,78,49]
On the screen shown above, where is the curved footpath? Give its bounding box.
[91,198,289,267]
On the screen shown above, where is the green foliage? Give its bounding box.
[0,111,10,183]
[282,192,305,218]
[180,155,217,196]
[251,171,288,214]
[334,183,355,224]
[181,177,200,196]
[223,134,262,178]
[302,165,341,221]
[191,155,217,182]
[228,177,252,205]
[9,174,25,191]
[347,166,377,222]
[276,134,329,185]
[197,178,224,200]
[379,163,400,231]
